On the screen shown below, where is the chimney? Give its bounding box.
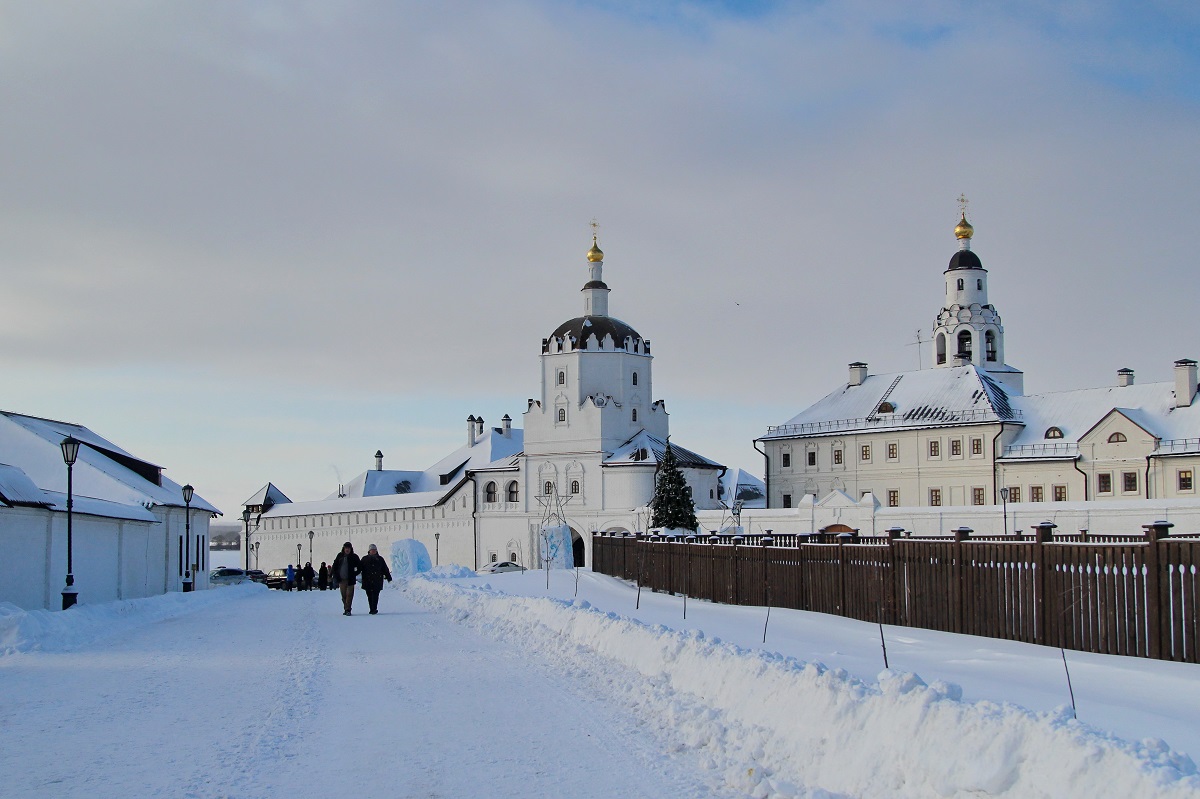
[1117,368,1134,387]
[848,362,868,387]
[467,415,476,447]
[502,414,512,438]
[476,417,485,438]
[375,450,383,471]
[1175,359,1198,408]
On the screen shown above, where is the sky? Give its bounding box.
[2,1,1199,519]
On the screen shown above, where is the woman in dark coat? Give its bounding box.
[358,544,393,615]
[331,542,361,615]
[317,562,329,591]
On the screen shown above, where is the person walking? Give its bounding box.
[317,562,329,591]
[359,544,393,615]
[303,561,315,591]
[331,542,360,616]
[285,564,295,592]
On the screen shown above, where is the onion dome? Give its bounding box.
[954,212,974,240]
[586,234,604,263]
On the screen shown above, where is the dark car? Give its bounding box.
[264,568,289,589]
[246,570,267,584]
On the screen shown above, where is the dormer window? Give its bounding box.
[877,401,895,414]
[1108,432,1127,443]
[1045,427,1064,439]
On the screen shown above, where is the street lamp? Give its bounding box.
[253,541,260,568]
[242,508,252,571]
[434,532,440,566]
[296,542,302,568]
[60,436,80,610]
[999,486,1010,536]
[182,484,194,592]
[308,530,314,563]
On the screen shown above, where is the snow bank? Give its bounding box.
[0,583,262,656]
[389,538,432,577]
[404,578,1200,799]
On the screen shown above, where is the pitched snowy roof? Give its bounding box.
[243,482,292,509]
[761,365,1017,440]
[718,467,766,508]
[0,463,52,508]
[604,431,724,470]
[0,411,220,516]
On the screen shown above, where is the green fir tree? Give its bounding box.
[650,440,698,532]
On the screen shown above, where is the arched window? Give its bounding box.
[957,330,972,359]
[957,278,964,291]
[936,333,947,365]
[877,401,895,414]
[558,408,566,422]
[1108,432,1127,443]
[506,481,519,502]
[985,330,997,362]
[570,480,580,494]
[484,482,497,502]
[544,481,554,495]
[632,408,638,422]
[632,372,638,386]
[510,552,518,562]
[557,371,565,385]
[977,279,983,290]
[1045,427,1064,439]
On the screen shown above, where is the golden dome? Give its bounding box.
[586,234,604,262]
[954,212,974,240]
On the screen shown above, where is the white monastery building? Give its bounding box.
[244,236,725,571]
[739,210,1200,537]
[0,410,220,610]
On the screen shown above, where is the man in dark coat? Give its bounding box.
[302,561,315,591]
[331,542,361,615]
[359,544,393,615]
[317,561,329,591]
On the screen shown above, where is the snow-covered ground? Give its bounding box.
[1,559,1198,798]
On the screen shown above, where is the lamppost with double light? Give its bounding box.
[253,541,260,568]
[242,508,253,571]
[999,486,1010,536]
[60,436,80,609]
[434,532,440,566]
[182,484,194,592]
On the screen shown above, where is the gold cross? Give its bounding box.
[957,194,969,218]
[590,218,600,241]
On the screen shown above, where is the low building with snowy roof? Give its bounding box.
[0,410,220,610]
[746,210,1200,537]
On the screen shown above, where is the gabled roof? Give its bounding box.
[243,482,292,509]
[0,411,220,516]
[0,463,52,508]
[604,431,724,470]
[718,467,765,508]
[762,365,1017,440]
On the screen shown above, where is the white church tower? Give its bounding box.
[931,201,1023,392]
[523,232,668,458]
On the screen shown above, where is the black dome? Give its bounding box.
[545,316,647,353]
[947,250,984,271]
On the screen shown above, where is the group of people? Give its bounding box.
[280,542,392,615]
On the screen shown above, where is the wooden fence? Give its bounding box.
[591,522,1200,663]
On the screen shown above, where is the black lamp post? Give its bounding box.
[60,436,80,610]
[182,484,194,592]
[308,530,314,563]
[253,541,260,568]
[999,487,1010,536]
[242,508,252,570]
[434,532,440,565]
[296,542,302,568]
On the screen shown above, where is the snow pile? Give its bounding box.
[389,538,432,577]
[404,578,1200,798]
[0,583,261,656]
[538,523,572,569]
[418,564,476,579]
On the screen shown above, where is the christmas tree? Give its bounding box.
[650,440,698,532]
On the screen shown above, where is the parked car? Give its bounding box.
[245,570,267,584]
[210,567,251,586]
[264,569,289,589]
[478,561,525,574]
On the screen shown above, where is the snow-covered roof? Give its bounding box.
[762,365,1016,440]
[244,482,292,509]
[0,411,220,517]
[718,467,766,508]
[0,463,52,508]
[604,431,724,470]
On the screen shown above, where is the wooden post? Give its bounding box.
[886,526,903,625]
[1143,520,1172,660]
[1033,521,1055,647]
[837,532,850,617]
[952,527,971,634]
[731,535,742,605]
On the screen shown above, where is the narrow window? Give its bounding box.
[951,439,962,456]
[1008,487,1020,503]
[1180,470,1194,492]
[510,552,518,562]
[570,480,580,494]
[807,451,817,466]
[544,481,554,495]
[507,481,519,502]
[781,453,791,468]
[929,440,940,458]
[1097,473,1112,493]
[485,482,497,502]
[887,442,897,460]
[957,278,964,291]
[1123,472,1138,493]
[929,488,942,507]
[972,487,985,505]
[631,408,638,422]
[887,489,899,507]
[833,449,843,465]
[558,408,566,422]
[1030,486,1044,502]
[957,330,972,359]
[985,331,997,362]
[977,279,982,290]
[491,552,498,563]
[860,445,871,461]
[782,493,792,508]
[632,372,638,386]
[971,438,983,455]
[1053,485,1068,502]
[557,371,566,385]
[1108,432,1127,443]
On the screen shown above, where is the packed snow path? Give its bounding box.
[0,587,727,798]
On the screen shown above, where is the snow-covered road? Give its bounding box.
[0,585,724,798]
